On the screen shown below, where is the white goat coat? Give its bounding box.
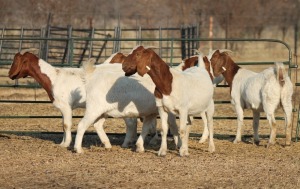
[230,64,293,145]
[231,67,286,112]
[74,64,180,153]
[38,60,138,148]
[156,66,215,156]
[157,67,214,115]
[84,64,157,117]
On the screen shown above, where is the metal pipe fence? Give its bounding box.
[0,37,299,140]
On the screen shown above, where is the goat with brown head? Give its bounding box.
[123,45,215,156]
[9,50,54,102]
[9,51,39,80]
[209,50,239,91]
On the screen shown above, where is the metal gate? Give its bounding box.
[0,31,299,141]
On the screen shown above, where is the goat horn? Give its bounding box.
[192,49,204,56]
[20,48,39,55]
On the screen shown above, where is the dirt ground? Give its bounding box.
[1,96,300,189]
[1,60,300,188]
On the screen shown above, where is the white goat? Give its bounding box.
[209,50,293,146]
[73,62,180,153]
[174,54,224,143]
[8,50,139,149]
[104,51,216,144]
[122,46,215,156]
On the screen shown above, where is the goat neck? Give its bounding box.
[203,56,214,82]
[144,50,173,99]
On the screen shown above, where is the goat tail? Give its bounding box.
[274,62,287,87]
[193,49,205,68]
[82,58,96,74]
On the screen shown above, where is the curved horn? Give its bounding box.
[192,49,204,56]
[20,48,39,55]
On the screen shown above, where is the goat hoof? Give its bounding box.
[149,138,159,146]
[179,148,189,157]
[253,140,260,146]
[285,141,291,146]
[100,143,112,149]
[208,146,215,153]
[74,148,84,154]
[121,141,129,148]
[158,149,167,157]
[104,144,112,149]
[199,138,207,144]
[266,142,276,148]
[233,139,241,144]
[121,143,134,148]
[59,142,70,148]
[135,146,145,153]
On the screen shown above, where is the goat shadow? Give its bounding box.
[0,132,127,149]
[105,75,157,114]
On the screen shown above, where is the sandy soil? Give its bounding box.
[1,98,300,189]
[1,64,300,188]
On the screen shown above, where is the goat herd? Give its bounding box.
[8,46,293,157]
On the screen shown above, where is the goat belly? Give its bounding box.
[105,109,140,118]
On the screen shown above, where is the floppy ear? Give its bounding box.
[215,54,225,67]
[210,51,227,76]
[9,53,22,76]
[111,52,127,63]
[185,57,199,70]
[137,49,152,76]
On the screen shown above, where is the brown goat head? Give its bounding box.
[122,46,152,76]
[209,50,228,77]
[9,52,39,80]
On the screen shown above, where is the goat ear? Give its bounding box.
[137,49,152,76]
[144,49,152,72]
[214,53,226,69]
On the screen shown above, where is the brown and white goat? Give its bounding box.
[122,46,215,156]
[209,50,293,147]
[8,50,140,149]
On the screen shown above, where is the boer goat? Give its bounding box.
[122,46,215,156]
[174,54,224,143]
[8,50,139,149]
[106,51,217,144]
[209,50,293,147]
[73,61,181,153]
